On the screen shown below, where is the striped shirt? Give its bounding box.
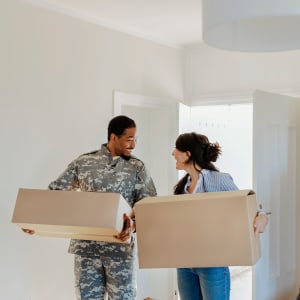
[184,169,238,194]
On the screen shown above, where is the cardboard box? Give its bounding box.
[135,189,261,268]
[12,188,132,243]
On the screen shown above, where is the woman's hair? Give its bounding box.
[107,115,136,141]
[174,132,222,195]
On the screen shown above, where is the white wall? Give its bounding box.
[297,102,300,295]
[2,0,300,299]
[184,43,300,104]
[0,0,183,299]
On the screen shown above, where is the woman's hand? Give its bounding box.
[253,214,268,237]
[114,213,135,242]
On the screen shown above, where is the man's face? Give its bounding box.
[111,127,137,157]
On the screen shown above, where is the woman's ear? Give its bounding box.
[184,151,191,163]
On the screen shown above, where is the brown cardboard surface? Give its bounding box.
[12,188,132,243]
[135,189,261,268]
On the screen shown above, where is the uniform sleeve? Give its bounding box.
[48,160,79,191]
[134,163,157,203]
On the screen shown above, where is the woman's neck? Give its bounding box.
[187,167,201,194]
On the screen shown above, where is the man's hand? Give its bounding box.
[114,214,135,242]
[22,228,35,235]
[253,214,268,237]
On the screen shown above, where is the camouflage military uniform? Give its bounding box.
[48,144,157,300]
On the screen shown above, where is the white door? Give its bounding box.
[253,90,298,300]
[114,91,179,300]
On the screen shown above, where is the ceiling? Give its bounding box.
[24,0,203,48]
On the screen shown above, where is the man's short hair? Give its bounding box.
[107,115,136,141]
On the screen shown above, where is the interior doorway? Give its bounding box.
[114,91,179,300]
[115,90,299,299]
[115,91,255,299]
[181,103,253,300]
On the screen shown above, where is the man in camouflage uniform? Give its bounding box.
[48,115,157,299]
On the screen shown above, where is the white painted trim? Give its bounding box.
[113,90,179,115]
[188,88,300,106]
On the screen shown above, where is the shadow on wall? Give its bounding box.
[274,287,300,300]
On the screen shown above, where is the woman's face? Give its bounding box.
[172,148,190,171]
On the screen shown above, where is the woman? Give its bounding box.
[172,132,268,300]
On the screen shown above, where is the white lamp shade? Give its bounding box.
[202,0,300,52]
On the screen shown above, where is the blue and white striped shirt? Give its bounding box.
[184,169,238,194]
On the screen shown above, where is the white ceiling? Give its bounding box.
[24,0,203,48]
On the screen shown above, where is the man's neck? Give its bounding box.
[106,142,116,156]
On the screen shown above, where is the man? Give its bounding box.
[23,115,157,299]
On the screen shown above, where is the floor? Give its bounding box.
[230,266,252,300]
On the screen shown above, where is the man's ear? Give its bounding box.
[110,133,117,142]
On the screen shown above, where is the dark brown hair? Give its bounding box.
[107,115,136,141]
[174,132,221,195]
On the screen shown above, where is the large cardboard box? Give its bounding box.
[12,188,132,243]
[135,189,261,268]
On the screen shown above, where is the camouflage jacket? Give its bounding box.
[48,144,157,257]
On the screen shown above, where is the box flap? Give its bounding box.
[135,189,255,206]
